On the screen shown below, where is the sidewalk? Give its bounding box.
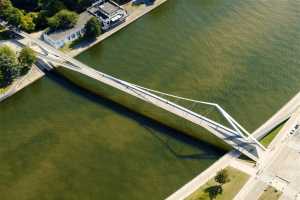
[166,107,300,200]
[233,107,300,200]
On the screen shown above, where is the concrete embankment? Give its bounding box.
[252,91,300,140]
[68,0,168,57]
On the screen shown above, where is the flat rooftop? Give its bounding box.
[99,2,120,15]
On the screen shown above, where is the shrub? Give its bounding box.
[215,169,230,185]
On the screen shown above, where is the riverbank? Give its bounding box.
[0,40,45,102]
[68,0,168,57]
[12,0,300,198]
[0,0,167,102]
[166,91,300,200]
[2,0,300,199]
[0,65,44,102]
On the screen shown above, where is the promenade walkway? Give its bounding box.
[166,104,300,200]
[234,107,300,200]
[252,91,300,140]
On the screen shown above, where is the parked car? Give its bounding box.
[132,0,155,6]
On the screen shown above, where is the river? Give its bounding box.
[1,0,300,199]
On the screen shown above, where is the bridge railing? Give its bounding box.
[3,19,265,160]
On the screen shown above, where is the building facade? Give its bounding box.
[87,0,127,31]
[43,0,127,48]
[43,12,92,49]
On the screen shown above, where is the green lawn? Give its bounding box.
[258,186,282,200]
[185,167,249,200]
[260,122,286,147]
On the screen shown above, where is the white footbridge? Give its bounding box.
[2,22,266,161]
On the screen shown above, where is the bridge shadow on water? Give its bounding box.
[46,70,225,160]
[142,125,223,160]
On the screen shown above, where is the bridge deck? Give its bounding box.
[7,26,264,161]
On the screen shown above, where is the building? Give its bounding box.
[43,12,93,49]
[87,0,127,31]
[43,0,127,48]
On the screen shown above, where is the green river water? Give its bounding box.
[2,0,300,199]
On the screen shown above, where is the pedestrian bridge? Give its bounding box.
[5,25,266,161]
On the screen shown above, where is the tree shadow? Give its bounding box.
[70,37,96,50]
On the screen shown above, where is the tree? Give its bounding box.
[205,185,223,200]
[62,0,94,12]
[0,69,4,85]
[20,12,37,32]
[11,0,40,12]
[33,0,66,30]
[6,7,23,26]
[0,0,24,28]
[35,10,49,29]
[0,0,13,18]
[18,46,36,74]
[48,9,78,30]
[84,17,101,39]
[41,0,66,17]
[0,45,18,63]
[0,45,20,87]
[215,169,230,185]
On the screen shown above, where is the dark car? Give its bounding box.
[132,0,155,6]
